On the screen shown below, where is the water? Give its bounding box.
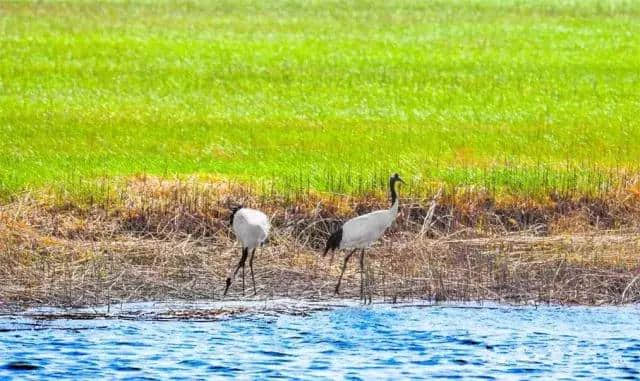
[1,302,639,380]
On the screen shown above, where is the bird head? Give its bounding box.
[229,204,243,212]
[390,173,405,184]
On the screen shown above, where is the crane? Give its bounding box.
[324,173,404,300]
[223,205,270,296]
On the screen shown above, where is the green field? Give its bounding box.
[1,0,639,200]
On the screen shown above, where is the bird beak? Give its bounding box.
[398,178,406,184]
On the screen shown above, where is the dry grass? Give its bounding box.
[1,178,640,309]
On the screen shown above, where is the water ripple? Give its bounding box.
[0,304,639,379]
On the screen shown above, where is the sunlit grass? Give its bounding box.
[1,0,639,200]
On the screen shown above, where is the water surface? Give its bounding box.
[1,302,639,379]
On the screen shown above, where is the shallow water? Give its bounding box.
[1,302,639,379]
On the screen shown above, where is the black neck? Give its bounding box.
[230,206,242,225]
[389,178,398,205]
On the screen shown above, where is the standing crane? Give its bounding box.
[223,205,270,296]
[324,173,405,299]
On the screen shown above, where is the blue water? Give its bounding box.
[1,303,640,380]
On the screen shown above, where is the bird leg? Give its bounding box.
[335,249,357,295]
[360,249,365,301]
[224,247,249,296]
[367,265,373,305]
[249,248,257,295]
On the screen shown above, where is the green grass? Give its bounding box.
[1,0,639,200]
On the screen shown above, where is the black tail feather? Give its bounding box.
[324,227,343,256]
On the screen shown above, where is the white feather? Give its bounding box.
[232,208,270,249]
[340,200,399,249]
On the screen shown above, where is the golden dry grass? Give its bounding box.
[1,178,640,309]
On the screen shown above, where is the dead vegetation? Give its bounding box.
[1,177,640,309]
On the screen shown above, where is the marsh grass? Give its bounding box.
[1,178,639,308]
[1,0,640,200]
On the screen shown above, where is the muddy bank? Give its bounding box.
[2,300,349,322]
[0,300,589,322]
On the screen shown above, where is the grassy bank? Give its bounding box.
[2,0,640,199]
[1,179,639,308]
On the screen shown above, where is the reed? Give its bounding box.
[1,178,639,309]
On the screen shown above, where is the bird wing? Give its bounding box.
[241,208,270,230]
[340,210,392,248]
[232,208,270,248]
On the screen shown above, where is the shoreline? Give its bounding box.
[3,299,639,321]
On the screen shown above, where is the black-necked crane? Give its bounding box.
[324,173,404,299]
[223,205,271,296]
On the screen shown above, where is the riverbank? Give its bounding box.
[2,179,639,309]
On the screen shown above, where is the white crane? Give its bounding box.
[224,205,271,296]
[324,173,404,299]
